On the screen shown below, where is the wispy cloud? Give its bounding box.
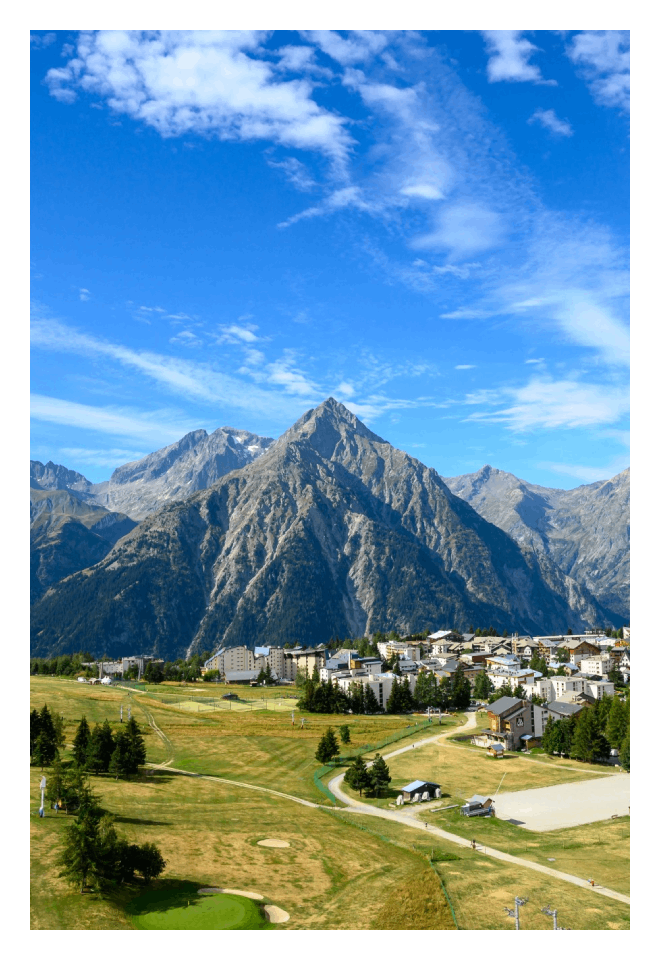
[58,446,149,469]
[528,108,573,137]
[538,456,630,483]
[30,317,311,419]
[45,31,354,169]
[79,288,91,301]
[267,156,317,191]
[482,31,556,85]
[566,31,630,112]
[30,395,204,446]
[30,32,56,48]
[464,376,629,431]
[455,364,475,370]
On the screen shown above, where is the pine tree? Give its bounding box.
[473,671,492,701]
[363,685,380,714]
[30,709,41,757]
[370,754,391,797]
[619,726,630,771]
[541,716,556,754]
[32,730,58,768]
[338,724,351,744]
[57,812,103,893]
[124,717,146,773]
[86,721,116,774]
[345,755,372,796]
[570,707,608,763]
[72,716,91,767]
[109,742,128,780]
[386,678,402,714]
[315,728,339,764]
[605,697,627,751]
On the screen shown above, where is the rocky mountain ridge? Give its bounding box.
[442,464,629,619]
[31,399,616,660]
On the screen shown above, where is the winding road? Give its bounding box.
[326,711,630,906]
[139,694,629,907]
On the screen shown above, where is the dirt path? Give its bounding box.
[326,711,630,906]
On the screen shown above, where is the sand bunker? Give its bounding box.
[264,905,290,923]
[198,887,264,900]
[257,838,291,848]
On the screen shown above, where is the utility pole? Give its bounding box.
[542,905,558,929]
[503,897,528,930]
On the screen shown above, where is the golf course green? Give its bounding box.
[129,885,270,930]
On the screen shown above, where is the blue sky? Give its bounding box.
[30,29,630,486]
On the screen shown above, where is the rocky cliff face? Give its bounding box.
[443,465,629,619]
[31,399,613,659]
[88,426,274,520]
[30,487,137,602]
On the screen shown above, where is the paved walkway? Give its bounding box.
[142,703,629,906]
[326,711,630,906]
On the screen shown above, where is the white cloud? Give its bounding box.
[30,32,56,48]
[30,394,204,446]
[335,381,355,397]
[482,31,556,85]
[267,156,317,191]
[412,203,506,257]
[79,288,90,301]
[306,30,389,66]
[528,108,573,137]
[464,377,629,431]
[400,184,444,200]
[524,358,545,364]
[278,185,383,228]
[30,317,309,419]
[538,456,630,483]
[455,364,475,370]
[566,31,630,112]
[169,330,203,348]
[45,31,354,168]
[440,307,493,320]
[58,446,149,469]
[217,323,260,344]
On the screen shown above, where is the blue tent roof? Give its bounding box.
[401,779,439,793]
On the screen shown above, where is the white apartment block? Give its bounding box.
[376,641,422,661]
[281,648,327,680]
[522,676,615,703]
[254,645,286,677]
[334,671,418,711]
[579,656,613,676]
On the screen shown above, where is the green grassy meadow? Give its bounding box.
[30,676,629,930]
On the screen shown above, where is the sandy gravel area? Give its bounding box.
[494,773,630,831]
[197,887,264,900]
[263,905,290,923]
[257,838,290,848]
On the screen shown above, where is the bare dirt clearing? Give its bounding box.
[257,839,290,848]
[494,774,630,830]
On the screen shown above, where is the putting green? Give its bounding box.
[129,886,270,930]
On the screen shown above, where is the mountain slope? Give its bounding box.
[31,399,613,659]
[443,465,629,619]
[88,426,274,520]
[30,487,137,603]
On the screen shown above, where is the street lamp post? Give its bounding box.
[503,897,528,930]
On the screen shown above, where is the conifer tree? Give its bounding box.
[370,754,391,797]
[338,724,351,744]
[315,728,339,764]
[345,755,372,796]
[72,716,91,767]
[124,717,146,773]
[32,730,58,768]
[363,685,380,714]
[386,678,401,713]
[570,707,608,763]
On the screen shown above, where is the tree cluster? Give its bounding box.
[344,753,391,797]
[71,715,147,778]
[30,704,65,767]
[541,694,630,769]
[57,800,166,894]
